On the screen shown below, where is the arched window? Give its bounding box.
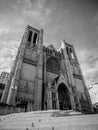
[33,33,37,45]
[28,31,32,42]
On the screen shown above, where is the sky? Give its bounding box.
[0,0,98,87]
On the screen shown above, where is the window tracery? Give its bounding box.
[46,58,60,74]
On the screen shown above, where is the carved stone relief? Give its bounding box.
[23,49,37,66]
[16,80,34,102]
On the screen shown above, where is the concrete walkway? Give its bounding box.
[0,110,98,130]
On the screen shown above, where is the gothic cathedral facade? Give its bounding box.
[1,25,93,113]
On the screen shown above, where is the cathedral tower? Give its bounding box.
[1,25,43,111]
[1,25,93,113]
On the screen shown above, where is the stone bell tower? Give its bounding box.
[1,25,43,111]
[1,25,93,113]
[58,40,93,112]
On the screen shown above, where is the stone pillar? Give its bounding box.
[42,53,47,110]
[47,100,52,109]
[84,87,94,112]
[56,100,59,110]
[27,102,32,111]
[77,96,82,112]
[56,92,59,110]
[1,44,21,104]
[60,40,76,111]
[46,82,52,110]
[47,91,52,110]
[73,47,94,112]
[1,74,12,104]
[70,93,76,111]
[61,40,76,91]
[6,27,29,106]
[34,29,43,110]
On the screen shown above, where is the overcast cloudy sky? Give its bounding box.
[0,0,98,87]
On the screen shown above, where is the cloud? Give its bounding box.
[0,28,9,35]
[0,45,18,74]
[0,0,53,75]
[77,47,98,86]
[13,0,52,27]
[0,0,98,88]
[93,13,98,25]
[92,13,98,42]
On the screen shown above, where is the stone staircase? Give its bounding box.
[0,110,98,130]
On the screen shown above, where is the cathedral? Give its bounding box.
[1,25,93,113]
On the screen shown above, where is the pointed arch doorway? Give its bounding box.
[58,83,71,110]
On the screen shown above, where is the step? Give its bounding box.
[0,115,97,127]
[0,110,82,121]
[0,110,98,130]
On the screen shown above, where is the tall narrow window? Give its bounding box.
[70,48,75,59]
[66,47,69,55]
[33,33,37,45]
[28,31,32,42]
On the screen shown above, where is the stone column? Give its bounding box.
[42,53,47,110]
[47,91,52,110]
[73,47,94,112]
[77,96,82,112]
[1,42,21,104]
[61,40,76,92]
[61,40,76,111]
[56,92,59,110]
[70,93,76,111]
[1,74,12,104]
[34,29,43,110]
[6,27,29,106]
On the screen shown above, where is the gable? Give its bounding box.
[47,44,56,51]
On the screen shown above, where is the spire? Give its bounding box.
[57,40,66,51]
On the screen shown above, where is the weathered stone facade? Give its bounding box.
[1,25,93,113]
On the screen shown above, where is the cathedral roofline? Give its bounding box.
[47,44,56,51]
[43,45,61,58]
[26,25,74,51]
[62,40,73,48]
[26,25,40,32]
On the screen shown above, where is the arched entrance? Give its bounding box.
[58,83,71,110]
